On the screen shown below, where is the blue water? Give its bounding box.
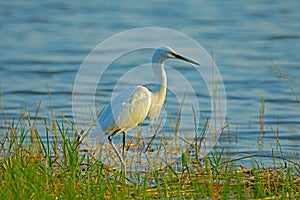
[0,1,299,165]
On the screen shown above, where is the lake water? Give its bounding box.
[0,1,299,166]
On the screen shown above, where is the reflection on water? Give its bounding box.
[0,1,299,166]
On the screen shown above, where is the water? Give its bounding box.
[0,1,299,166]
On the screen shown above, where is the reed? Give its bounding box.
[0,104,299,199]
[0,60,299,198]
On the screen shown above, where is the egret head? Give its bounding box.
[152,46,200,66]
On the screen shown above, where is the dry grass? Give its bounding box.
[0,106,299,199]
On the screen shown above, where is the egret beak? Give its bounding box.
[172,52,200,66]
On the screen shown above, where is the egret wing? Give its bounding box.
[92,86,151,137]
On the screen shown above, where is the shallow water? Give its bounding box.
[0,1,299,166]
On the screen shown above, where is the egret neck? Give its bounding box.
[148,54,167,121]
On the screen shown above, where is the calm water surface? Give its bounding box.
[0,1,299,164]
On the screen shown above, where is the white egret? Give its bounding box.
[91,46,200,173]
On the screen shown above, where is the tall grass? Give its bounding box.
[0,102,299,199]
[0,61,299,199]
[271,61,300,103]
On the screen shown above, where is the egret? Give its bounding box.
[91,46,200,174]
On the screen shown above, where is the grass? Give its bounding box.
[0,107,299,199]
[0,61,299,199]
[271,61,300,104]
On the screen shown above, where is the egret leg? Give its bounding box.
[108,134,125,167]
[122,131,126,159]
[108,132,126,180]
